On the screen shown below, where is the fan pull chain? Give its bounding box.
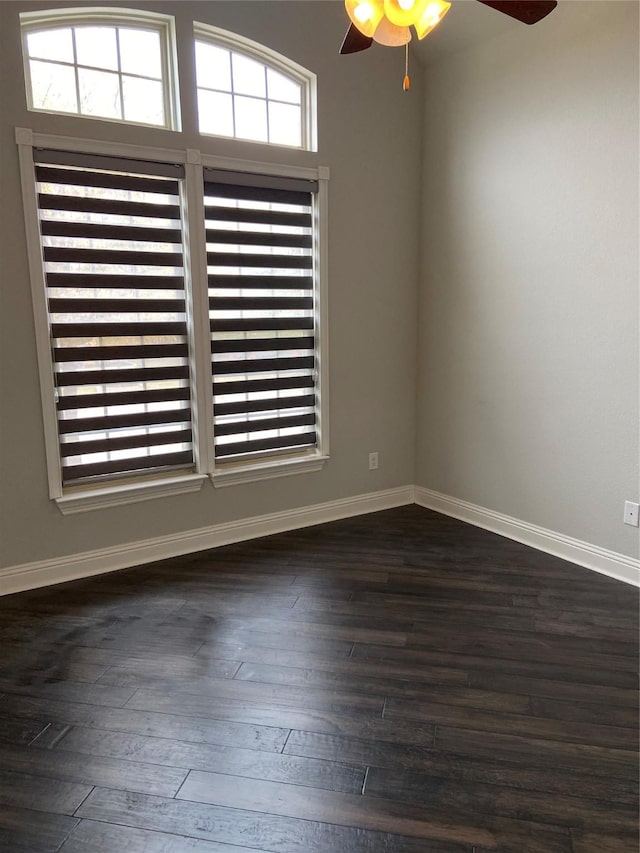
[403,43,410,92]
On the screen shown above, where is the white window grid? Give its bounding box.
[193,22,317,152]
[20,9,179,131]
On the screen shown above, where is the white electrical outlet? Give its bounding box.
[369,451,379,470]
[623,501,639,527]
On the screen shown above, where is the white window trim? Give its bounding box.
[56,474,207,516]
[193,22,317,152]
[20,7,181,131]
[16,128,329,514]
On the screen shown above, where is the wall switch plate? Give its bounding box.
[369,452,379,470]
[623,501,639,527]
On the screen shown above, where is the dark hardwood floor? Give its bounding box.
[0,505,637,852]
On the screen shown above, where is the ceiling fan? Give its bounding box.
[340,1,558,55]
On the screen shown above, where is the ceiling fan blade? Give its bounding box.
[477,1,557,25]
[340,24,374,54]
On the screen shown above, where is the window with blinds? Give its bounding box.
[204,168,318,463]
[34,149,195,485]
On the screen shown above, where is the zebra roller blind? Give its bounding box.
[34,149,195,484]
[204,168,319,461]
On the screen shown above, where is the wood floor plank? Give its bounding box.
[0,677,135,707]
[434,726,639,779]
[363,766,638,834]
[0,713,49,746]
[81,785,570,852]
[352,639,640,677]
[59,820,275,852]
[54,726,366,793]
[384,697,637,750]
[284,729,436,768]
[228,644,467,685]
[78,787,478,852]
[90,650,241,680]
[569,829,640,853]
[468,671,639,707]
[198,631,355,657]
[124,681,385,716]
[0,658,108,683]
[350,642,640,686]
[0,806,78,853]
[215,615,409,647]
[363,749,638,805]
[0,741,188,797]
[232,661,472,699]
[531,696,639,728]
[0,694,290,752]
[0,768,92,815]
[408,625,638,661]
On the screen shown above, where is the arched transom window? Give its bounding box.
[194,24,316,151]
[20,9,179,129]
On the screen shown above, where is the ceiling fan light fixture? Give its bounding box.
[383,0,428,27]
[373,16,412,45]
[345,0,385,38]
[414,0,451,39]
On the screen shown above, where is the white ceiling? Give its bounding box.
[407,0,531,65]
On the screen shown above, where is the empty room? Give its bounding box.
[0,1,638,851]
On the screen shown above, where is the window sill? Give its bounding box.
[55,473,207,515]
[211,454,328,488]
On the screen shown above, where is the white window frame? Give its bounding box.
[20,7,181,131]
[16,128,329,514]
[193,22,317,152]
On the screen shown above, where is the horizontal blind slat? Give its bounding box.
[58,408,191,434]
[206,230,312,249]
[209,275,312,290]
[38,193,180,219]
[211,336,314,354]
[49,298,185,314]
[215,432,316,458]
[213,375,314,396]
[210,296,312,312]
[56,387,190,411]
[46,273,185,290]
[43,247,183,266]
[36,165,179,195]
[55,365,190,387]
[207,252,312,269]
[40,220,184,243]
[54,342,188,363]
[211,318,314,333]
[204,170,316,193]
[215,394,316,417]
[52,321,187,338]
[34,149,184,179]
[204,205,311,228]
[62,452,194,482]
[215,413,315,437]
[212,356,314,376]
[60,427,193,457]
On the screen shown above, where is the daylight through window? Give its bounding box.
[21,11,177,129]
[194,25,315,150]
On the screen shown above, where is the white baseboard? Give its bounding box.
[0,486,414,596]
[415,486,640,588]
[3,484,638,595]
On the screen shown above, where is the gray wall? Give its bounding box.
[0,1,422,568]
[1,0,637,572]
[415,1,639,558]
